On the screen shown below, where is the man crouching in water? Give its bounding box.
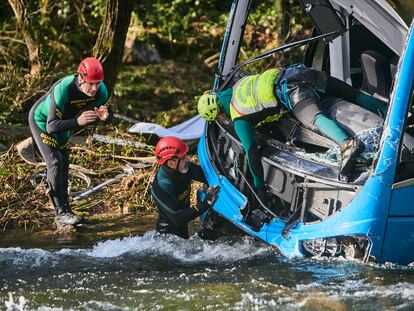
[152,136,220,239]
[28,57,112,226]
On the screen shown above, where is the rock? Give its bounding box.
[54,222,77,235]
[0,124,30,146]
[123,37,161,65]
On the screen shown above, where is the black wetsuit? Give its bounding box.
[277,65,358,128]
[151,163,207,239]
[28,74,112,211]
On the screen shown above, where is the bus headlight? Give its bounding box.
[301,235,370,260]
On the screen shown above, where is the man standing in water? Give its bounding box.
[28,57,112,225]
[152,136,220,239]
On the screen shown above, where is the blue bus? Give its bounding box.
[198,0,414,265]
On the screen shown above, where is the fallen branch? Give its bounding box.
[72,165,135,201]
[70,145,156,165]
[93,134,150,150]
[113,113,139,123]
[15,137,98,175]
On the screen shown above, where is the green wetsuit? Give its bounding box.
[218,88,265,189]
[28,74,111,211]
[33,74,109,145]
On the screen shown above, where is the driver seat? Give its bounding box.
[360,50,392,101]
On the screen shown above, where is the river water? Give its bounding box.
[1,229,414,311]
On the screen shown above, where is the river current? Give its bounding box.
[1,231,414,310]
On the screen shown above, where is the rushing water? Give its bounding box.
[1,231,414,311]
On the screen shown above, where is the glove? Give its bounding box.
[198,185,220,213]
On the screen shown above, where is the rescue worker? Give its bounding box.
[28,57,112,225]
[197,64,386,201]
[152,136,220,239]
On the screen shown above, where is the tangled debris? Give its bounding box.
[0,132,158,231]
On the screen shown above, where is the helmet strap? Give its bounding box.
[166,157,187,173]
[176,157,189,174]
[176,157,182,171]
[77,75,86,87]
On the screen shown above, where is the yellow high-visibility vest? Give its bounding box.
[230,69,284,122]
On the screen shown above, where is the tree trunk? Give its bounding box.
[281,0,291,40]
[93,0,133,95]
[8,0,43,75]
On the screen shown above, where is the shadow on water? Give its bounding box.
[1,226,414,310]
[0,212,157,250]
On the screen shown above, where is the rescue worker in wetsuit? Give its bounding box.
[197,64,386,203]
[151,136,220,239]
[28,57,112,225]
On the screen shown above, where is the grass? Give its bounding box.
[0,136,159,230]
[112,59,214,127]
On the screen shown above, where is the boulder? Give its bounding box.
[0,143,7,152]
[0,124,30,146]
[123,37,161,65]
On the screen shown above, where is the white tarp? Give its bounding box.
[128,115,205,141]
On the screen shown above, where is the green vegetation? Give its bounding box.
[113,60,213,127]
[0,0,311,230]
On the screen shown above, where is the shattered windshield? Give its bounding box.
[295,127,383,183]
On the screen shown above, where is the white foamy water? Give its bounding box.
[1,233,414,311]
[0,231,271,269]
[75,231,271,262]
[5,293,27,311]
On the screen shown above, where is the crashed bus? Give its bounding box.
[197,0,414,265]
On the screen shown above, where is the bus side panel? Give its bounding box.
[381,217,414,265]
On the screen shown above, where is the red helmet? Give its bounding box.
[155,136,189,165]
[77,57,104,83]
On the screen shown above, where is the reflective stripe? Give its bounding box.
[230,69,280,120]
[253,76,260,104]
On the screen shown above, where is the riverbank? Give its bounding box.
[0,59,212,233]
[0,131,155,229]
[0,212,158,249]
